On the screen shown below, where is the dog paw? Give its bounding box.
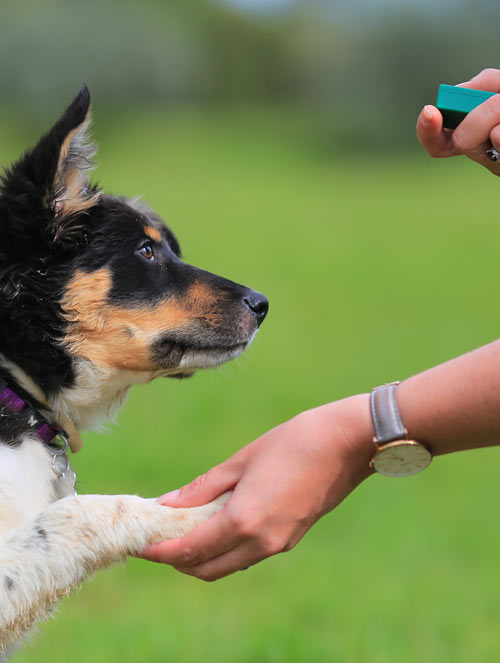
[201,490,232,515]
[145,490,232,544]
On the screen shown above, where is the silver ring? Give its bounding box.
[51,431,70,477]
[486,146,500,162]
[52,452,70,477]
[54,432,69,456]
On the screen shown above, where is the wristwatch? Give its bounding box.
[370,382,432,477]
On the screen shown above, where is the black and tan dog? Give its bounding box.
[0,87,267,657]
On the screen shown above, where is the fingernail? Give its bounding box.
[157,489,180,505]
[422,105,433,123]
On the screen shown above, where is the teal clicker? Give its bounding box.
[436,84,497,129]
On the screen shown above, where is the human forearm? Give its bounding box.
[312,340,500,481]
[397,339,500,457]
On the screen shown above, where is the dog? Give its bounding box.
[0,86,268,658]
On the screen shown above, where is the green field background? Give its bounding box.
[5,108,500,662]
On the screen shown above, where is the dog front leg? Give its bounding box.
[0,492,229,655]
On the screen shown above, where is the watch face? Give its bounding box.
[372,441,432,477]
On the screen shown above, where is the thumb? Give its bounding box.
[157,458,241,508]
[416,105,459,158]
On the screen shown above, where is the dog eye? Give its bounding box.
[137,243,155,261]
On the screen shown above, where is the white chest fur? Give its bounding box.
[0,439,57,536]
[0,363,231,658]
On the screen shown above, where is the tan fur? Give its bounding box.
[144,225,162,243]
[61,269,217,371]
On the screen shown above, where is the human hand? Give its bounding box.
[416,68,500,175]
[139,394,374,581]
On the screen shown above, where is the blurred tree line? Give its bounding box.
[1,0,500,146]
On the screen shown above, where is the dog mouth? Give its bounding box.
[152,334,253,376]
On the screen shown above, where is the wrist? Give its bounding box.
[320,393,376,484]
[369,382,432,476]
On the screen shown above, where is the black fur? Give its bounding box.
[0,86,96,395]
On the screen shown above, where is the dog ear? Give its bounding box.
[1,86,100,236]
[38,85,100,222]
[49,85,100,221]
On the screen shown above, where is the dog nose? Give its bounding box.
[243,290,269,326]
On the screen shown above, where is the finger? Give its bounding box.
[140,504,241,567]
[173,541,268,582]
[490,123,500,151]
[452,94,500,168]
[157,458,243,508]
[458,68,500,92]
[174,525,302,582]
[416,105,460,158]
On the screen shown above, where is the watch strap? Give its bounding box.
[370,383,407,444]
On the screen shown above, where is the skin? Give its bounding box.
[140,68,500,581]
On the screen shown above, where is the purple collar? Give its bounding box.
[0,379,62,444]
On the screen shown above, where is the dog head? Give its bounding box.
[0,87,268,411]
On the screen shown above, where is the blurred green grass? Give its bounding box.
[5,107,500,662]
